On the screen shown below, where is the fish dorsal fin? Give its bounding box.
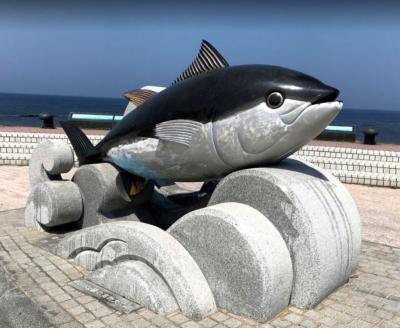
[173,40,229,84]
[155,119,203,147]
[123,88,157,107]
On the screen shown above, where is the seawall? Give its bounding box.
[0,131,399,188]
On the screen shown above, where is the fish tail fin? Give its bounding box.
[60,121,101,165]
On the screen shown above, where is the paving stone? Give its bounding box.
[197,317,218,327]
[283,313,302,324]
[130,318,152,328]
[320,307,339,318]
[150,315,174,327]
[363,314,382,324]
[61,299,81,310]
[54,292,72,302]
[288,307,304,315]
[169,313,190,324]
[241,317,258,326]
[383,301,400,313]
[85,301,104,312]
[84,320,106,328]
[51,310,75,325]
[46,286,66,297]
[319,316,337,327]
[301,319,317,328]
[222,318,241,328]
[76,295,94,305]
[76,312,96,324]
[181,321,202,328]
[304,310,322,321]
[210,312,230,322]
[101,313,122,325]
[269,318,291,327]
[335,312,354,323]
[68,306,86,316]
[116,321,143,328]
[59,322,85,328]
[140,308,158,320]
[348,319,375,328]
[125,312,142,322]
[91,306,114,318]
[376,309,395,320]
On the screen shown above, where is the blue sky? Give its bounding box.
[0,1,400,110]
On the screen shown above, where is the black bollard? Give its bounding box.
[363,127,378,145]
[38,112,55,129]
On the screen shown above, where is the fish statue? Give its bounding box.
[61,40,342,182]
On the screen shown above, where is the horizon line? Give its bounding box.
[0,91,399,112]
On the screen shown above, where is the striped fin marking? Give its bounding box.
[173,40,229,84]
[123,89,157,107]
[155,120,203,147]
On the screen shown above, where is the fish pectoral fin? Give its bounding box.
[173,40,229,84]
[123,88,157,107]
[154,119,203,147]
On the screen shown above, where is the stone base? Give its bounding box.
[168,202,293,322]
[87,261,179,315]
[27,141,361,322]
[56,221,217,320]
[209,158,361,308]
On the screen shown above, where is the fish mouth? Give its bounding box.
[280,101,342,125]
[280,88,341,125]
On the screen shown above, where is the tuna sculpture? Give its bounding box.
[61,40,342,182]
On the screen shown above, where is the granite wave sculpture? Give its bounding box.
[56,221,217,320]
[27,141,360,322]
[25,140,150,231]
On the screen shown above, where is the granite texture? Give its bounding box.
[56,221,217,319]
[209,158,361,308]
[74,240,128,270]
[71,163,148,228]
[168,202,293,322]
[25,181,82,228]
[28,140,74,187]
[25,140,78,231]
[87,260,179,315]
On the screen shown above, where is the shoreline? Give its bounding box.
[1,124,399,152]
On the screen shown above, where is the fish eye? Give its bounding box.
[266,92,284,109]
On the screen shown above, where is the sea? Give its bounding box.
[0,92,399,144]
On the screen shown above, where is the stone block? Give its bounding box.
[29,140,74,187]
[209,158,361,308]
[25,181,82,228]
[71,163,151,227]
[87,260,179,315]
[168,202,293,322]
[57,221,216,319]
